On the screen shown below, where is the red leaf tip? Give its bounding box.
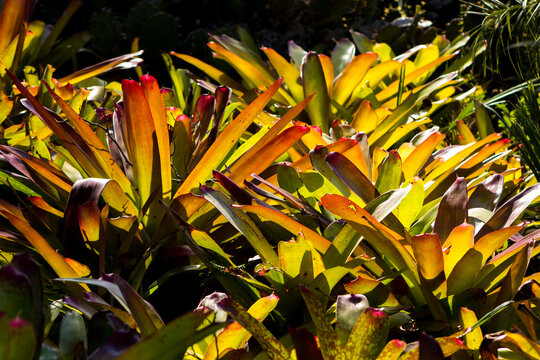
[140,74,157,83]
[366,308,386,318]
[311,125,322,135]
[392,339,406,347]
[9,316,30,329]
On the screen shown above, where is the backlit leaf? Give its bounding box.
[118,309,224,360]
[174,79,282,196]
[333,52,378,105]
[303,52,329,133]
[204,295,279,359]
[218,297,290,360]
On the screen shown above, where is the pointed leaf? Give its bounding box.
[412,234,446,295]
[204,295,279,359]
[402,132,445,180]
[300,285,344,360]
[495,241,533,305]
[396,178,424,229]
[374,150,402,194]
[140,75,172,200]
[57,51,143,86]
[474,100,495,139]
[376,339,406,360]
[434,177,468,243]
[459,307,482,351]
[344,308,388,359]
[443,223,474,276]
[476,183,540,240]
[326,151,378,204]
[122,79,160,214]
[351,100,378,133]
[174,79,282,196]
[171,52,245,93]
[333,53,379,105]
[262,46,303,102]
[230,126,309,183]
[331,39,356,77]
[218,297,290,360]
[118,309,225,360]
[302,52,329,133]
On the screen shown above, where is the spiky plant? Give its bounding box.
[464,0,540,79]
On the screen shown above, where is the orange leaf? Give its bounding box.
[230,125,310,183]
[140,75,172,200]
[173,79,283,197]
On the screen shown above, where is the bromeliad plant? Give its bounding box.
[189,121,540,354]
[0,69,329,310]
[0,9,539,358]
[172,29,479,134]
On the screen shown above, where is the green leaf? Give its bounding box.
[203,295,279,359]
[118,309,226,360]
[474,100,495,139]
[6,317,37,360]
[375,339,406,360]
[218,297,290,360]
[495,241,533,306]
[396,178,424,229]
[289,41,307,70]
[310,146,351,198]
[323,223,361,268]
[350,31,373,53]
[201,187,279,266]
[301,285,344,360]
[59,311,87,357]
[344,308,388,360]
[331,39,356,77]
[303,52,330,133]
[374,150,403,194]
